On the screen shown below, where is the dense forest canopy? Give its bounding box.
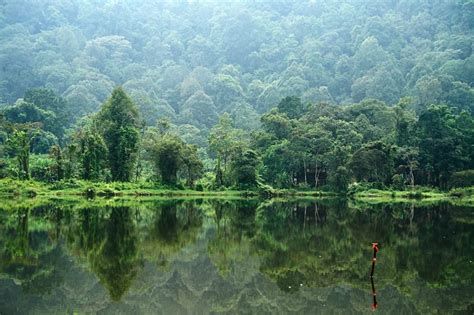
[1,1,473,116]
[0,0,473,191]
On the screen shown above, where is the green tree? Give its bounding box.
[395,146,419,189]
[277,96,305,119]
[24,88,71,140]
[261,140,296,188]
[150,134,184,186]
[260,109,291,140]
[48,145,64,181]
[179,91,218,129]
[2,100,59,151]
[417,105,464,188]
[232,149,260,189]
[7,130,32,180]
[209,114,246,186]
[77,126,108,181]
[97,87,140,182]
[349,141,395,185]
[180,144,203,187]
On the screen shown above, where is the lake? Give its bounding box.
[0,198,472,314]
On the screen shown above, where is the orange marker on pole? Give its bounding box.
[370,242,379,310]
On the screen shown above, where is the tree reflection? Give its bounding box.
[0,198,472,312]
[91,206,140,301]
[0,204,65,294]
[65,205,141,301]
[142,200,203,267]
[205,198,474,311]
[207,200,258,276]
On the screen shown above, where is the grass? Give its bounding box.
[0,178,257,198]
[0,178,473,204]
[352,187,474,205]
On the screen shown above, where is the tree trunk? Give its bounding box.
[409,164,415,190]
[314,163,320,188]
[303,159,307,185]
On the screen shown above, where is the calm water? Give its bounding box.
[0,198,472,314]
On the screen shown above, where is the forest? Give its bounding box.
[0,0,473,194]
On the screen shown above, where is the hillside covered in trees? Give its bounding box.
[0,0,473,193]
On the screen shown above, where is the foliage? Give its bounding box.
[232,149,260,189]
[254,97,473,192]
[0,1,473,192]
[76,125,107,181]
[145,128,203,187]
[448,170,474,188]
[97,87,140,182]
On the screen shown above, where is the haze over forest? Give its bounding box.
[2,2,474,313]
[0,0,473,191]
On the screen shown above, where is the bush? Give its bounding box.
[258,183,276,197]
[195,183,204,191]
[407,191,423,199]
[85,187,96,198]
[50,179,82,190]
[30,155,55,182]
[347,182,386,195]
[297,183,311,190]
[391,174,405,190]
[196,172,214,190]
[449,187,474,198]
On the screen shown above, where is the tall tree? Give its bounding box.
[77,126,108,181]
[417,105,463,188]
[97,87,140,182]
[24,88,71,140]
[150,134,184,186]
[49,145,64,182]
[7,130,32,180]
[181,144,204,187]
[232,149,260,189]
[277,96,305,119]
[209,113,246,186]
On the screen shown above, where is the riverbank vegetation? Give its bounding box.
[1,178,473,206]
[1,87,473,198]
[1,1,473,197]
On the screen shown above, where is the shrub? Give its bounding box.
[347,182,386,195]
[30,155,55,182]
[449,187,474,198]
[391,174,405,190]
[50,179,82,190]
[258,183,276,197]
[407,191,423,199]
[85,187,96,198]
[297,183,311,191]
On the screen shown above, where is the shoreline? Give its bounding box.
[0,179,472,204]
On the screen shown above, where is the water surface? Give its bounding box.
[0,198,472,314]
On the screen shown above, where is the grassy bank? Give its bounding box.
[0,179,473,204]
[351,187,474,205]
[0,178,255,198]
[0,178,340,199]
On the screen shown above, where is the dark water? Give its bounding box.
[0,198,472,314]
